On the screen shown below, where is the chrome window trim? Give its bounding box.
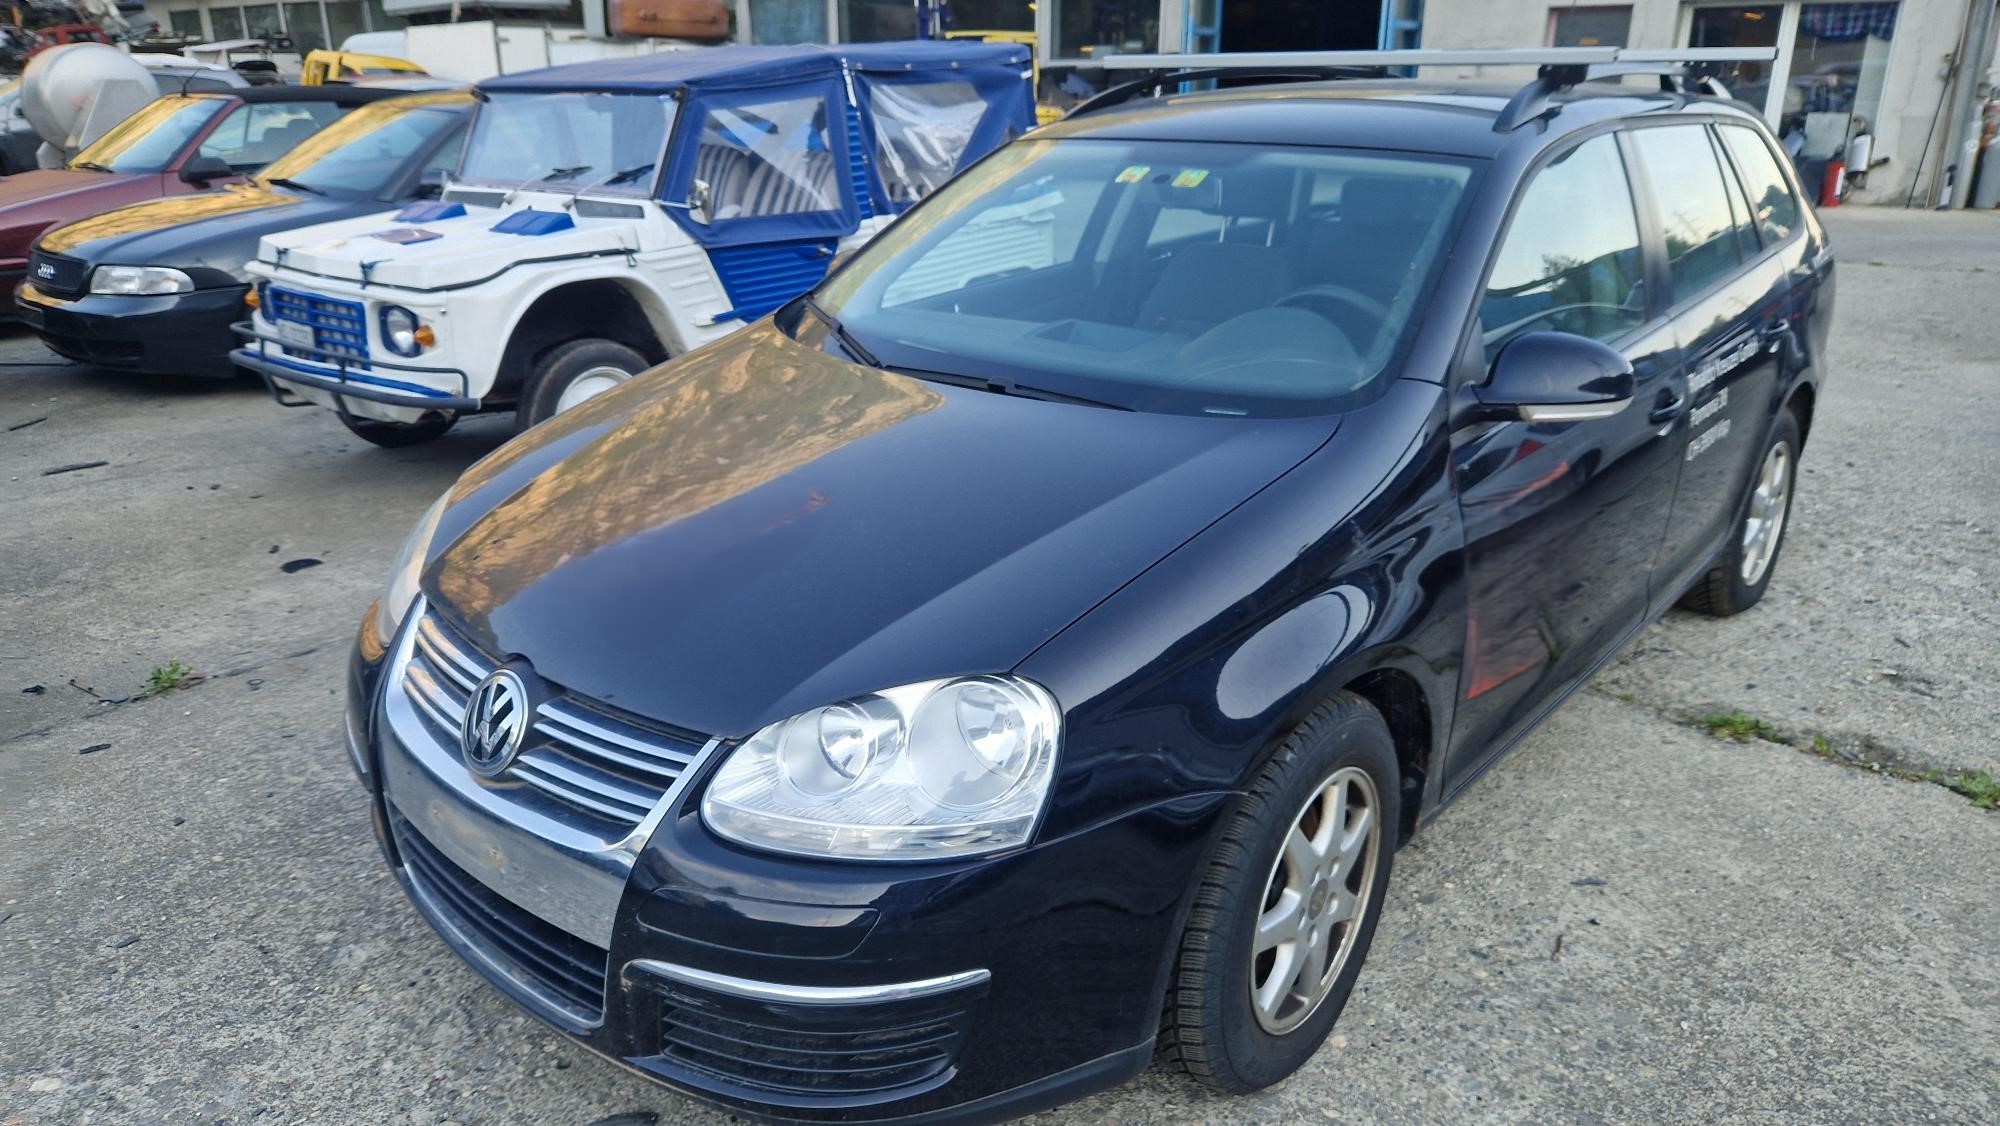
[627,959,991,1006]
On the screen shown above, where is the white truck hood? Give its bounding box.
[255,194,646,291]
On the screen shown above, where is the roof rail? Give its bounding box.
[1039,47,1776,130]
[1067,66,1388,118]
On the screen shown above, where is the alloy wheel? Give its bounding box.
[1740,441,1793,585]
[1250,765,1382,1035]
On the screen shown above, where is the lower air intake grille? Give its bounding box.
[392,814,609,1022]
[646,979,977,1101]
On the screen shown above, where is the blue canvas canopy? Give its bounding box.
[479,41,1035,249]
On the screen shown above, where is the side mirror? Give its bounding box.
[179,155,232,186]
[1473,331,1634,424]
[416,168,447,199]
[688,176,712,225]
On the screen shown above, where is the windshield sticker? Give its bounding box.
[371,228,444,245]
[1114,165,1151,184]
[1171,168,1210,189]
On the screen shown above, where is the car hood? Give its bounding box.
[0,168,146,214]
[39,186,369,276]
[259,191,642,290]
[426,320,1338,737]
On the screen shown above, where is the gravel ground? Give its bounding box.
[2,207,1996,1125]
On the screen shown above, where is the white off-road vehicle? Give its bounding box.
[231,41,1034,446]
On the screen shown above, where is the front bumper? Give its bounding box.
[17,283,250,376]
[348,615,1223,1123]
[231,320,479,414]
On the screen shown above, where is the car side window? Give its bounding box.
[1628,125,1749,303]
[1480,133,1646,355]
[199,101,343,172]
[694,96,843,221]
[1717,123,1800,247]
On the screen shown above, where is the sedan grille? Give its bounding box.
[29,251,87,299]
[400,610,707,830]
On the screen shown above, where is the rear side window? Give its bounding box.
[694,95,842,220]
[198,101,346,172]
[1717,124,1800,246]
[1628,125,1750,302]
[1480,133,1646,353]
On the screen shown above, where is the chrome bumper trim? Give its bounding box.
[377,600,719,947]
[626,960,992,1006]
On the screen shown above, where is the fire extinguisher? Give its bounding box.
[1820,158,1846,207]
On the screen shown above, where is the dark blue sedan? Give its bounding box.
[343,66,1831,1122]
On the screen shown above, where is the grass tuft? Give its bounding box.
[145,660,200,697]
[1696,710,1780,743]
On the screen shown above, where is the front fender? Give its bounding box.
[1016,378,1464,841]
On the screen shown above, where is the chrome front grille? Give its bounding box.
[400,609,706,829]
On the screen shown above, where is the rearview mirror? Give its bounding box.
[1473,331,1634,424]
[179,155,232,186]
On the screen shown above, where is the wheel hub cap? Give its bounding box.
[1249,765,1383,1035]
[554,365,635,415]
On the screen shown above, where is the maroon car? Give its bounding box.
[0,84,401,310]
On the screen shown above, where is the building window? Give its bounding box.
[212,6,246,38]
[244,4,283,40]
[842,0,918,41]
[1548,5,1632,47]
[1783,3,1898,158]
[325,1,366,47]
[747,0,827,44]
[167,8,206,37]
[1688,5,1784,118]
[283,1,327,51]
[1051,0,1160,60]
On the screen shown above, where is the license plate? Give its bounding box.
[271,319,315,350]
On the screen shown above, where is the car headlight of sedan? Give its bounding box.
[89,265,194,295]
[702,677,1061,861]
[372,491,450,644]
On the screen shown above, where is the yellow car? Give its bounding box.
[301,49,425,86]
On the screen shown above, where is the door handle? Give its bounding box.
[1649,388,1687,425]
[1758,321,1791,354]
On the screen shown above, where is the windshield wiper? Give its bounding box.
[71,160,111,173]
[803,295,881,368]
[263,176,324,196]
[885,363,1133,411]
[560,163,656,207]
[501,165,592,205]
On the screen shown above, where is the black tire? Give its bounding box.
[339,412,455,448]
[517,338,650,431]
[1679,410,1802,617]
[1162,692,1400,1093]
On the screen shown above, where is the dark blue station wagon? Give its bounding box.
[343,66,1832,1122]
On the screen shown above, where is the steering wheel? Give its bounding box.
[1276,284,1392,350]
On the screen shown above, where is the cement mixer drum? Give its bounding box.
[21,43,159,168]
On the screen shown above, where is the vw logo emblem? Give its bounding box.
[461,668,529,777]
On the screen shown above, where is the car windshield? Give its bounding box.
[257,98,464,198]
[816,139,1475,418]
[455,90,676,196]
[71,96,228,173]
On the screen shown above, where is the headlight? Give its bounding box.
[702,676,1061,861]
[380,305,423,356]
[371,491,449,643]
[89,265,193,295]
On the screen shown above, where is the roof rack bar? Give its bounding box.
[1491,49,1772,132]
[1042,47,1775,71]
[1067,66,1388,118]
